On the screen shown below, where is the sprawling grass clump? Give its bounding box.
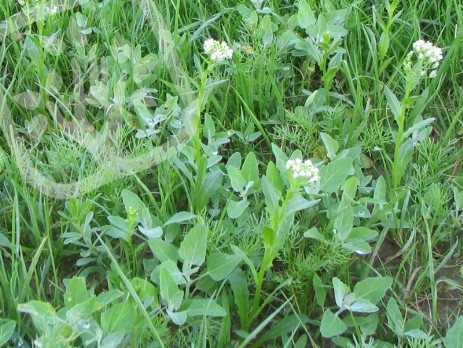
[1,0,462,347]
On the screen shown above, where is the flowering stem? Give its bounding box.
[392,40,443,188]
[391,78,413,189]
[249,186,296,325]
[391,113,405,189]
[194,65,210,160]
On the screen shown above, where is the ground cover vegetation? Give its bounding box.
[0,0,462,346]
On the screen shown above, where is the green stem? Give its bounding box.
[391,112,405,189]
[321,53,330,105]
[249,185,296,323]
[250,252,272,321]
[391,77,414,189]
[194,66,209,162]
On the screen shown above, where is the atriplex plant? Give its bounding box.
[385,40,443,189]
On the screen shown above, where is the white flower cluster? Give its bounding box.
[406,40,443,78]
[203,38,233,62]
[286,158,320,184]
[45,5,59,15]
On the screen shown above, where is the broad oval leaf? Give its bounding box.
[64,277,89,309]
[159,266,184,311]
[320,310,347,338]
[164,212,196,226]
[0,320,16,347]
[353,277,392,305]
[138,226,163,239]
[122,189,147,217]
[333,277,349,308]
[101,301,136,335]
[227,200,250,219]
[178,224,208,266]
[180,299,226,317]
[167,309,187,325]
[148,239,179,262]
[347,299,379,313]
[207,252,242,281]
[320,158,353,193]
[443,315,463,348]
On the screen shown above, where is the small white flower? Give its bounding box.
[407,39,443,79]
[286,157,320,184]
[203,38,233,62]
[43,5,59,15]
[203,38,216,53]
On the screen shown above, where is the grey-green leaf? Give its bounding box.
[64,277,89,309]
[160,266,184,311]
[164,212,196,226]
[180,299,226,317]
[353,277,392,305]
[0,320,16,347]
[320,158,353,193]
[241,152,259,184]
[297,0,316,29]
[228,166,247,193]
[386,298,403,337]
[443,316,463,348]
[101,301,136,335]
[148,239,179,262]
[227,200,250,219]
[320,132,339,159]
[262,176,281,217]
[384,85,402,123]
[320,310,347,338]
[122,189,147,217]
[347,299,379,313]
[333,277,349,308]
[207,252,242,281]
[178,223,208,266]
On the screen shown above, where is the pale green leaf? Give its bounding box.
[228,166,247,193]
[304,227,326,242]
[101,301,136,335]
[297,0,316,29]
[167,309,187,325]
[386,298,404,337]
[122,189,147,217]
[320,158,353,193]
[333,277,349,308]
[160,266,184,311]
[384,86,402,123]
[320,132,339,160]
[353,277,392,305]
[178,224,208,266]
[320,310,347,338]
[241,152,259,184]
[64,277,90,309]
[443,316,463,348]
[262,176,280,217]
[347,299,378,313]
[0,320,15,347]
[164,212,196,225]
[207,252,242,281]
[313,273,326,307]
[227,200,250,219]
[180,299,226,317]
[148,238,179,262]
